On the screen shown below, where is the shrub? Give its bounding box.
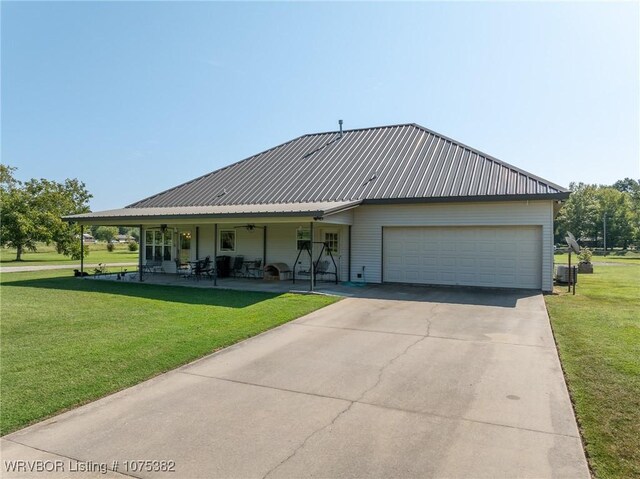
[106,242,115,252]
[578,247,593,263]
[128,241,138,252]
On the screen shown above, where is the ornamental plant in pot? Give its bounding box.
[578,247,593,274]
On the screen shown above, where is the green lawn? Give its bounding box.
[0,269,338,435]
[546,263,640,478]
[553,250,640,265]
[1,242,139,266]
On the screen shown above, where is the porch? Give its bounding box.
[89,271,365,296]
[69,201,360,290]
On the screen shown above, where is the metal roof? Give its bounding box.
[64,200,360,223]
[128,123,568,209]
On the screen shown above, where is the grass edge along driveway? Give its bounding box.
[545,263,640,479]
[0,269,339,435]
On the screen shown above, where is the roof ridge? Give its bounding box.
[300,122,417,137]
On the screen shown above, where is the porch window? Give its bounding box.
[296,227,311,250]
[219,230,236,252]
[324,232,339,254]
[145,229,172,261]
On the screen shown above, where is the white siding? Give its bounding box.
[323,208,355,225]
[351,201,555,291]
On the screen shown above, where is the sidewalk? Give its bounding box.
[0,262,137,273]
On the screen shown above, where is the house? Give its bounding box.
[65,123,569,291]
[115,234,135,243]
[82,233,96,243]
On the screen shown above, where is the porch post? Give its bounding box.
[80,224,84,275]
[263,226,267,272]
[348,225,352,282]
[195,226,199,259]
[213,223,218,286]
[310,222,314,291]
[139,224,144,282]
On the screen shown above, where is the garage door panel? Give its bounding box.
[384,226,542,289]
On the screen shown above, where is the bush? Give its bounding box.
[578,247,593,263]
[106,242,115,252]
[128,241,138,252]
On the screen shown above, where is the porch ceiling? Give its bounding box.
[63,200,360,226]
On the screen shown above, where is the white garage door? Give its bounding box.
[383,226,542,289]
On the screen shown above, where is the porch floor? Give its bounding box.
[91,271,354,296]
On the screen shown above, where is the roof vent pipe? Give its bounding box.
[338,119,343,138]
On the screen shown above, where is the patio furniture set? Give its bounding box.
[146,256,265,281]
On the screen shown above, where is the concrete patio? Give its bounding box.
[89,270,366,296]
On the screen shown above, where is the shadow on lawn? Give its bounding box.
[1,275,280,308]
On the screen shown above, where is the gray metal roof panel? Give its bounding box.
[64,200,361,222]
[127,123,568,209]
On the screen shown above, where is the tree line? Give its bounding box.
[554,178,640,249]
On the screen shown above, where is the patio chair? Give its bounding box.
[192,256,213,280]
[231,255,245,277]
[247,259,263,278]
[176,260,191,278]
[200,256,214,280]
[144,260,164,275]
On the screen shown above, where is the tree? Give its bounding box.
[0,166,92,261]
[554,183,600,243]
[597,187,634,249]
[94,226,118,243]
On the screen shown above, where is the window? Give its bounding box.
[219,230,236,252]
[296,227,311,250]
[145,229,172,261]
[324,232,339,254]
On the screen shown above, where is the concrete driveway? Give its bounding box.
[2,286,589,478]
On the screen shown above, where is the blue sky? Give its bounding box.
[2,1,639,211]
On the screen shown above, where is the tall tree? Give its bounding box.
[555,183,600,242]
[597,187,634,249]
[0,166,92,260]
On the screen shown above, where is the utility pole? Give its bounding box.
[603,213,607,256]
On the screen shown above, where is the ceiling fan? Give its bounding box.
[233,224,265,231]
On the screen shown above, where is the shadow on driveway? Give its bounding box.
[319,282,542,308]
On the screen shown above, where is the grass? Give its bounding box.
[0,269,339,435]
[553,249,640,265]
[1,242,139,266]
[546,262,640,478]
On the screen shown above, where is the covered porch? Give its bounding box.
[67,201,360,291]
